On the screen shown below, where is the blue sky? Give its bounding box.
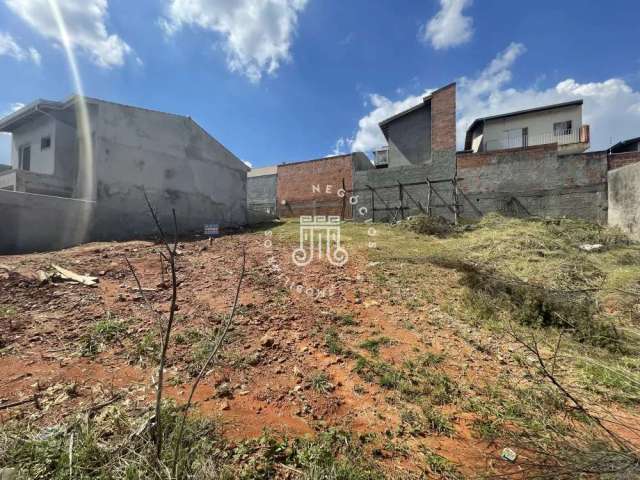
[1,0,640,168]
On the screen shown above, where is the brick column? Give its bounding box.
[430,82,456,177]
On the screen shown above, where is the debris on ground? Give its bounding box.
[51,264,99,286]
[579,243,604,252]
[500,447,518,463]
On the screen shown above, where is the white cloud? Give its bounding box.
[0,102,25,117]
[346,42,640,152]
[28,47,41,65]
[160,0,309,83]
[5,0,134,68]
[422,0,473,50]
[0,32,41,65]
[350,90,432,152]
[8,102,25,113]
[332,137,353,156]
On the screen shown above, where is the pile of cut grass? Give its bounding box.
[399,215,455,237]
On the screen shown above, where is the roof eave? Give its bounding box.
[463,99,584,142]
[0,97,80,132]
[472,99,584,126]
[378,100,429,130]
[611,136,640,151]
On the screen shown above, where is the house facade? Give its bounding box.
[0,96,248,253]
[464,100,590,155]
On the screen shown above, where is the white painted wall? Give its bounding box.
[10,115,56,175]
[483,104,582,150]
[0,133,10,165]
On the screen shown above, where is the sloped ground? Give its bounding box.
[0,216,639,479]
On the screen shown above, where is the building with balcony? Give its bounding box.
[0,98,80,197]
[463,100,590,155]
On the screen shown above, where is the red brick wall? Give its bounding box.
[457,144,557,169]
[277,154,353,218]
[608,152,640,171]
[431,83,456,152]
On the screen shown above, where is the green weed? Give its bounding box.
[325,327,347,355]
[359,337,393,356]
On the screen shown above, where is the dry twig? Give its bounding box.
[140,189,179,460]
[172,245,247,478]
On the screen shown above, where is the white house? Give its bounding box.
[464,100,590,155]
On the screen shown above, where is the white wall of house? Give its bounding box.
[10,115,56,175]
[483,104,582,150]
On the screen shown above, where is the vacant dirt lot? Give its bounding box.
[1,217,639,478]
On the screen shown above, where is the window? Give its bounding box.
[19,144,31,171]
[41,136,51,150]
[554,120,572,136]
[504,128,524,148]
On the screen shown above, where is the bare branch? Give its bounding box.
[153,216,179,460]
[507,322,630,451]
[123,255,165,340]
[139,188,180,461]
[550,330,564,377]
[0,395,39,411]
[172,245,247,478]
[142,189,173,259]
[171,208,178,254]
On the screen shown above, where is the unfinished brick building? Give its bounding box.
[352,83,458,221]
[276,153,371,218]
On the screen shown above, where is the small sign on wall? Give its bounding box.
[204,224,220,237]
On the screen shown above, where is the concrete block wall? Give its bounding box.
[91,100,248,240]
[608,162,640,239]
[0,189,94,253]
[352,165,455,222]
[14,170,74,197]
[352,85,458,222]
[247,172,278,224]
[247,173,277,213]
[385,105,431,167]
[608,152,640,171]
[457,145,609,223]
